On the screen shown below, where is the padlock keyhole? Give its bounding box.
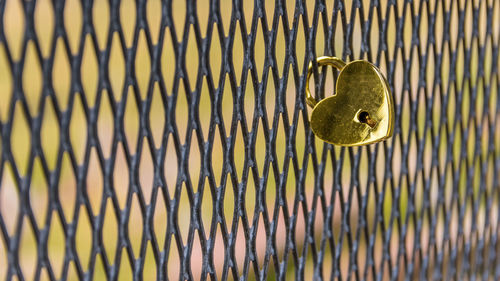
[357,111,376,128]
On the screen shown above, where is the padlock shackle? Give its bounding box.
[305,56,347,108]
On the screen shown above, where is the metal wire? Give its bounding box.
[0,0,499,280]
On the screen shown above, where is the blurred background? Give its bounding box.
[0,0,499,280]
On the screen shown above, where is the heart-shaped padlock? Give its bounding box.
[306,57,394,146]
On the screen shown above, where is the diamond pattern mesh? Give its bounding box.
[0,0,499,280]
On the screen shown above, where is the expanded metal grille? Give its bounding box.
[0,0,499,280]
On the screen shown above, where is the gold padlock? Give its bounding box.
[306,56,394,146]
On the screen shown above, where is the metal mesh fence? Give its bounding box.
[0,0,499,280]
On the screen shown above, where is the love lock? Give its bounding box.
[306,56,395,146]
